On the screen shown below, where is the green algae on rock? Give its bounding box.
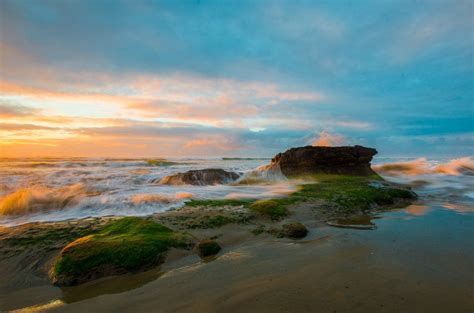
[187,175,415,221]
[51,217,194,286]
[249,200,289,220]
[289,175,416,213]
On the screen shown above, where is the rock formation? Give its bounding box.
[159,168,240,185]
[270,145,378,177]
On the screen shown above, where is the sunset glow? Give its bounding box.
[1,1,472,158]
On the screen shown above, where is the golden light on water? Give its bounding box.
[8,300,65,313]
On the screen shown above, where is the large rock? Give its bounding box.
[271,145,378,177]
[159,168,240,186]
[50,217,194,286]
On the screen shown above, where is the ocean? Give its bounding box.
[0,156,472,227]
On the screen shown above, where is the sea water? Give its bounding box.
[0,156,472,227]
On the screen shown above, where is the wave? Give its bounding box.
[146,159,180,166]
[373,157,474,176]
[131,192,194,205]
[131,194,174,204]
[234,163,286,185]
[22,162,58,168]
[0,184,99,216]
[222,157,270,161]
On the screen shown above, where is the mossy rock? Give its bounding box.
[197,239,221,257]
[289,175,416,213]
[249,200,289,220]
[281,222,308,239]
[51,217,194,286]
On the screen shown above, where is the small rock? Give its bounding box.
[197,239,221,257]
[282,222,308,239]
[158,169,240,185]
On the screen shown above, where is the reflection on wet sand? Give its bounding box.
[60,267,165,304]
[442,202,474,213]
[9,300,65,313]
[326,215,379,230]
[405,204,431,216]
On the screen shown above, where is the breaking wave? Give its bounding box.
[235,163,286,185]
[373,157,474,176]
[0,184,94,216]
[131,192,193,205]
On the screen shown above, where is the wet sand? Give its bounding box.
[2,202,473,313]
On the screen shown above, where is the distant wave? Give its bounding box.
[373,157,474,176]
[21,162,58,168]
[146,159,181,166]
[222,157,270,161]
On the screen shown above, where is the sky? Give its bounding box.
[0,0,473,158]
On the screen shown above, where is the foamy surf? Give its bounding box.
[373,157,474,176]
[0,156,472,226]
[373,156,474,213]
[234,163,286,185]
[0,158,295,226]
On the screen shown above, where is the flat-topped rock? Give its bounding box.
[271,145,378,177]
[159,168,240,185]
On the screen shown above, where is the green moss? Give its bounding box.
[186,199,254,207]
[52,217,193,281]
[249,200,289,220]
[189,215,233,228]
[186,174,415,219]
[288,174,416,213]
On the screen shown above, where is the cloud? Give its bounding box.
[311,131,346,147]
[0,1,472,157]
[183,135,241,152]
[331,120,373,130]
[0,102,40,118]
[0,123,54,131]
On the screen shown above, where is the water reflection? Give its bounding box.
[405,204,431,216]
[442,202,474,214]
[60,267,164,304]
[326,215,379,230]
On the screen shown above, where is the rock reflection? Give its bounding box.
[326,215,379,230]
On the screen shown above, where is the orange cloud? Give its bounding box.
[312,131,346,146]
[184,135,241,152]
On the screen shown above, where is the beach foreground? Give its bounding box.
[0,150,473,312]
[1,201,473,313]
